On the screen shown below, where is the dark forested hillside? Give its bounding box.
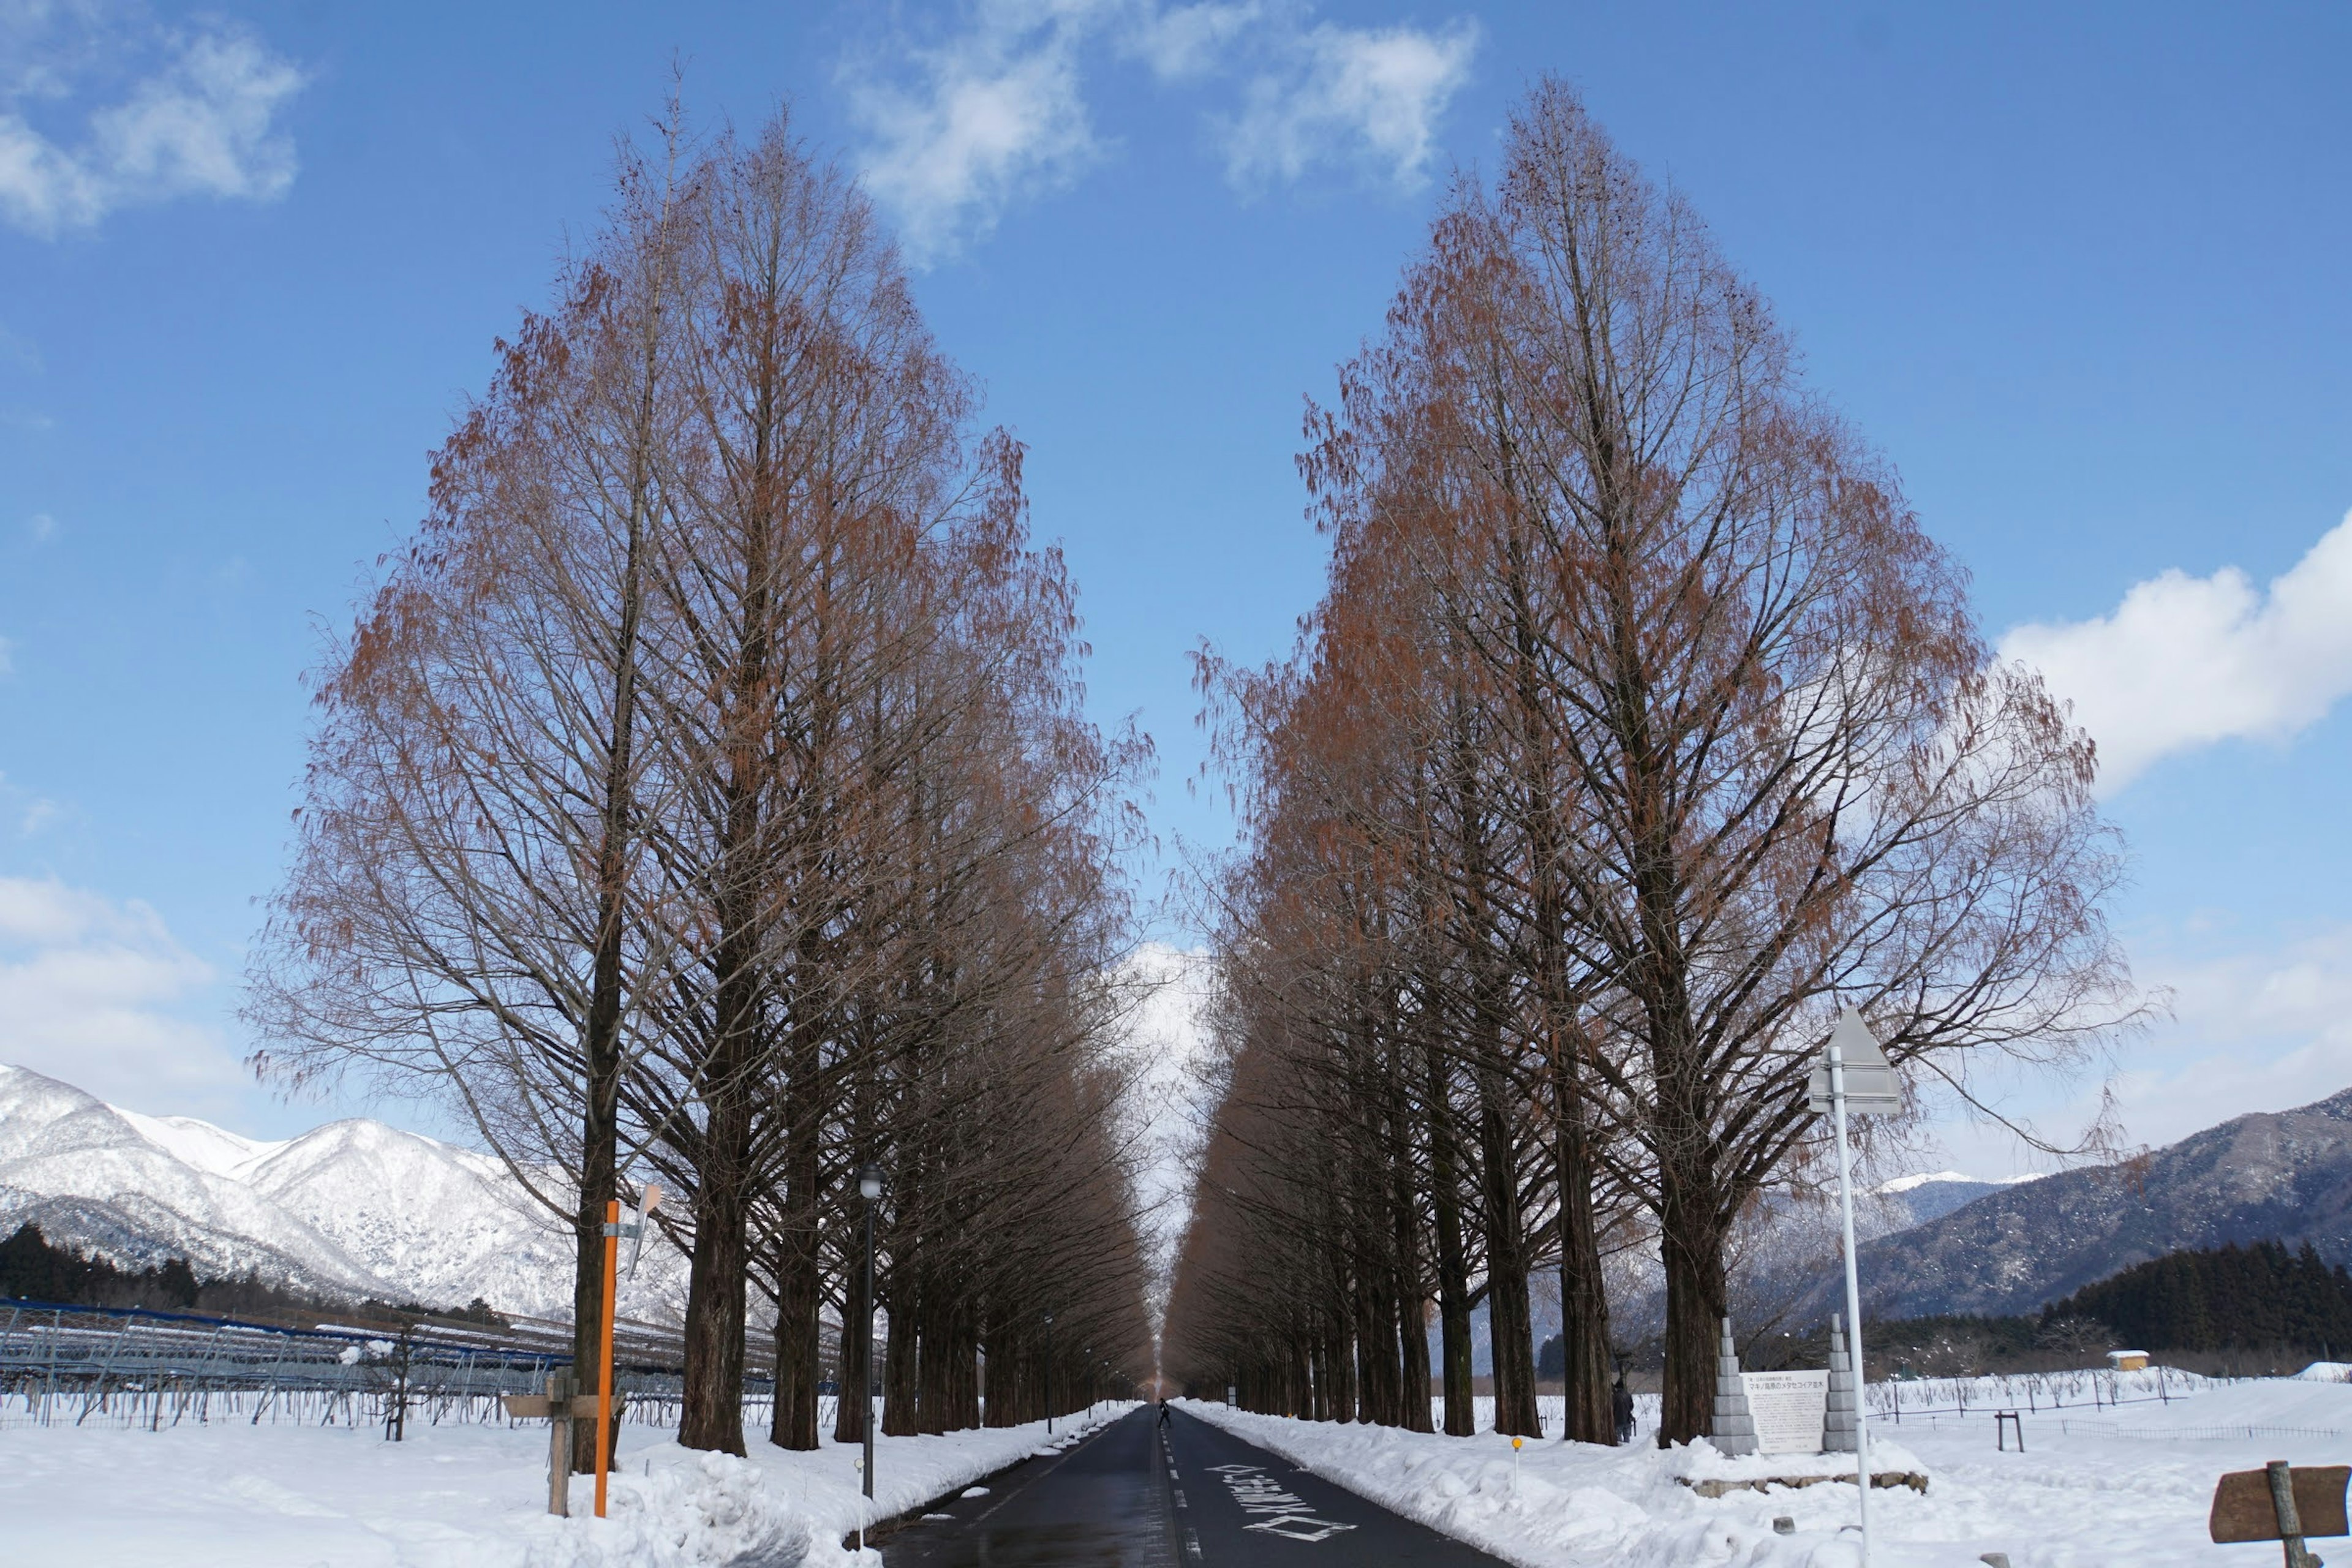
[0,1222,510,1326]
[2045,1240,2352,1353]
[1,1222,201,1309]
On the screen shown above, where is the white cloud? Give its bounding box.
[845,0,1111,262]
[1108,940,1221,1316]
[2000,509,2352,794]
[841,1,1479,258]
[1222,17,1478,189]
[0,875,242,1103]
[26,511,51,541]
[1125,1,1261,81]
[1923,922,2352,1178]
[0,10,304,237]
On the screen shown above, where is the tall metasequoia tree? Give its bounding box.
[1170,77,2144,1450]
[246,127,695,1471]
[251,104,1156,1457]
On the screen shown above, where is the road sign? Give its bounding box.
[1806,1008,1902,1114]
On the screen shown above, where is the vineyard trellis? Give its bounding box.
[0,1298,801,1435]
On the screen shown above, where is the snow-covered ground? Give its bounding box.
[0,1401,1129,1567]
[1182,1371,2352,1567]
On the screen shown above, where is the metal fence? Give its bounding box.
[2055,1419,2343,1442]
[0,1298,763,1434]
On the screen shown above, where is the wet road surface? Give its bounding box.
[880,1404,1513,1567]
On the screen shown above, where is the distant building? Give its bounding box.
[2106,1349,2149,1371]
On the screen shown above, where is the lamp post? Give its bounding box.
[859,1163,884,1504]
[1043,1311,1055,1435]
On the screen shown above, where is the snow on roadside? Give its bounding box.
[1181,1375,2352,1568]
[0,1403,1129,1567]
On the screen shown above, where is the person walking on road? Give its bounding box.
[1157,1398,1172,1428]
[1611,1376,1635,1445]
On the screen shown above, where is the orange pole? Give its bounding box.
[595,1197,619,1518]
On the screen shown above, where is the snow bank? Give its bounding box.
[1183,1373,2352,1567]
[524,1450,811,1568]
[0,1402,1128,1567]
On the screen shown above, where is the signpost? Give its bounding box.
[2211,1463,2350,1568]
[1806,1006,1901,1568]
[503,1371,597,1516]
[594,1183,660,1520]
[1741,1370,1831,1455]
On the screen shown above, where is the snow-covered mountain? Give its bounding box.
[1875,1170,2045,1231]
[0,1062,684,1321]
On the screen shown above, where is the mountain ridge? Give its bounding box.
[0,1062,684,1321]
[1853,1085,2352,1318]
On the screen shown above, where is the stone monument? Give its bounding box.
[1825,1312,1859,1453]
[1713,1316,1759,1455]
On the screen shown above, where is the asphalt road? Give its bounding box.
[880,1404,1513,1567]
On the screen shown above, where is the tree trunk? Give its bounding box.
[1390,1115,1434,1433]
[883,1254,921,1436]
[1555,1070,1615,1444]
[1428,1043,1477,1437]
[1657,1168,1728,1444]
[1476,1071,1541,1437]
[833,1223,870,1444]
[767,1226,820,1449]
[567,435,649,1472]
[678,1076,752,1453]
[768,1019,823,1450]
[568,1059,618,1472]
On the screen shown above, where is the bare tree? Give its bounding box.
[1170,77,2146,1450]
[247,120,697,1469]
[252,102,1157,1460]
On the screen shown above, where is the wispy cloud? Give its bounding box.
[841,1,1479,261]
[2000,508,2352,793]
[1124,1,1261,81]
[0,319,39,371]
[845,0,1110,262]
[0,7,306,237]
[1221,17,1478,189]
[0,875,239,1101]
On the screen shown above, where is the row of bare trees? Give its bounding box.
[247,108,1153,1461]
[1163,81,2145,1446]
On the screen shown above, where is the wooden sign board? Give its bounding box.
[2211,1466,2350,1543]
[502,1392,608,1421]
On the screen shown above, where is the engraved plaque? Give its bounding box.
[1741,1370,1829,1456]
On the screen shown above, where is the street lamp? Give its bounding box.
[858,1163,884,1504]
[1043,1311,1055,1435]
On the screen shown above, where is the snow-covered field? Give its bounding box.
[0,1401,1128,1567]
[1183,1371,2352,1567]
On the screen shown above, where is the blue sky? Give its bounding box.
[0,1,2346,1172]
